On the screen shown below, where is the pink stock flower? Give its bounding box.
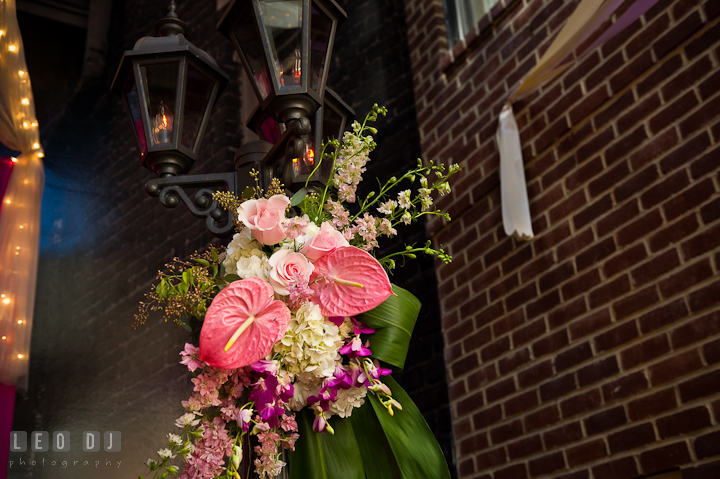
[268,249,314,296]
[325,199,350,229]
[282,217,309,240]
[236,194,290,245]
[180,343,205,372]
[300,221,349,261]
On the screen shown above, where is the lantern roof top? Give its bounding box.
[110,32,229,96]
[216,0,348,37]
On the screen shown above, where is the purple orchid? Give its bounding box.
[312,414,327,433]
[251,359,280,376]
[339,336,372,358]
[357,359,391,387]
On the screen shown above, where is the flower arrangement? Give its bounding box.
[135,105,460,479]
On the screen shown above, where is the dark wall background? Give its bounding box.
[9,0,455,477]
[328,0,456,474]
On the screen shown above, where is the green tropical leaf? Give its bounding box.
[179,315,192,332]
[223,274,241,283]
[348,401,402,479]
[194,258,210,267]
[356,285,421,370]
[289,409,365,479]
[242,186,255,199]
[368,376,451,479]
[290,188,308,207]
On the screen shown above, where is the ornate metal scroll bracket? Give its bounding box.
[144,172,237,238]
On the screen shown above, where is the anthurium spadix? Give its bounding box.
[310,247,393,317]
[199,277,291,369]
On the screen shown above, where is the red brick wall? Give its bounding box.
[402,0,720,477]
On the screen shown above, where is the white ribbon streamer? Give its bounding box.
[497,103,533,241]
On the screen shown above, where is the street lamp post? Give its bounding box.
[111,0,350,238]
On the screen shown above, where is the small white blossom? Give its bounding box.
[377,199,397,216]
[401,212,412,224]
[175,413,200,428]
[397,190,412,209]
[158,448,175,460]
[167,433,182,447]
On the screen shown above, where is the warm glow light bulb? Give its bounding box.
[21,98,29,105]
[8,45,16,52]
[32,142,39,149]
[31,121,37,127]
[11,157,17,162]
[152,101,173,144]
[17,354,23,359]
[19,225,24,229]
[38,152,44,158]
[2,298,10,305]
[4,199,10,204]
[1,336,6,341]
[18,70,24,75]
[17,320,22,324]
[22,122,28,128]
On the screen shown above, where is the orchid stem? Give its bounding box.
[224,315,256,352]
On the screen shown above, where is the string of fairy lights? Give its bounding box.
[0,0,44,385]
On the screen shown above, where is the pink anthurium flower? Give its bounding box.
[309,246,393,317]
[199,277,290,369]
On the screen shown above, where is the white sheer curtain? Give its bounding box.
[0,0,45,391]
[497,0,659,241]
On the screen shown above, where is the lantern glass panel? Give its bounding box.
[232,4,272,100]
[309,3,332,93]
[257,0,304,91]
[181,65,215,151]
[320,105,343,179]
[144,62,179,146]
[125,83,148,157]
[258,115,283,143]
[291,142,316,180]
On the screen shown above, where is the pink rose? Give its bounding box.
[300,221,349,261]
[237,195,290,245]
[268,249,314,295]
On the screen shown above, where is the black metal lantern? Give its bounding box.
[247,87,353,192]
[111,2,230,177]
[218,0,346,125]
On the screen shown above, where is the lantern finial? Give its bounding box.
[155,0,188,37]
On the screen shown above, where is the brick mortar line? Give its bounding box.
[449,343,720,429]
[427,13,720,238]
[437,177,718,308]
[440,243,717,340]
[445,295,716,387]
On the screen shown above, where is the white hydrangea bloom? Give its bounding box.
[222,228,270,280]
[273,302,344,383]
[328,386,367,418]
[287,379,321,411]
